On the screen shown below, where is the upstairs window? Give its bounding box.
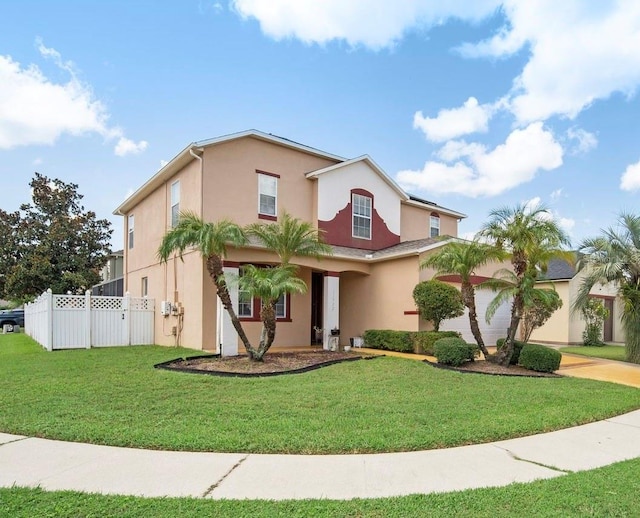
[128,214,134,249]
[430,213,440,238]
[258,172,278,218]
[171,181,180,227]
[352,193,372,239]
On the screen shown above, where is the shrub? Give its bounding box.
[582,297,609,346]
[362,330,413,353]
[410,330,461,355]
[412,280,464,331]
[496,338,527,365]
[434,337,478,366]
[518,344,562,373]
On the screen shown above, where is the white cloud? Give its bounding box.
[32,157,43,166]
[565,127,598,155]
[160,159,169,168]
[461,1,640,123]
[558,216,575,233]
[114,137,148,157]
[620,159,640,191]
[550,188,563,201]
[397,122,563,197]
[414,97,493,142]
[0,40,147,156]
[231,0,500,49]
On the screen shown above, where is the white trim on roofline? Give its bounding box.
[114,130,344,216]
[305,155,408,200]
[403,198,467,220]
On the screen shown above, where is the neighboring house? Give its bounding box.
[91,250,124,297]
[113,129,506,354]
[529,258,625,345]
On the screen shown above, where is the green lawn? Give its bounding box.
[2,458,640,517]
[2,334,640,454]
[560,345,628,362]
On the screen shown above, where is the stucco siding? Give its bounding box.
[400,203,458,241]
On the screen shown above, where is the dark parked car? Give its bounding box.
[0,309,25,331]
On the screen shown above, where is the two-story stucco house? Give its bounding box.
[114,130,507,355]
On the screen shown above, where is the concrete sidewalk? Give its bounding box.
[1,409,640,500]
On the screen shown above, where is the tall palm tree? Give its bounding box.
[574,213,640,363]
[157,212,256,357]
[420,240,505,357]
[478,204,571,366]
[246,211,332,265]
[239,264,307,360]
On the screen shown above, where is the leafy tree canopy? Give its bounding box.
[413,280,464,332]
[1,173,112,301]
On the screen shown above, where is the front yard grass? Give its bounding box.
[560,345,628,362]
[2,334,640,454]
[2,458,640,517]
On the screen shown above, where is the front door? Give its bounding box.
[311,272,323,345]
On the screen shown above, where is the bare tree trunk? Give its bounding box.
[491,295,523,366]
[205,255,257,359]
[462,283,489,357]
[255,301,277,361]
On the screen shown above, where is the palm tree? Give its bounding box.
[478,204,571,366]
[574,213,640,363]
[157,212,256,357]
[420,240,505,357]
[246,211,332,265]
[239,264,307,360]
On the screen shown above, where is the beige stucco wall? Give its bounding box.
[400,203,458,241]
[528,271,624,345]
[340,256,421,342]
[201,137,337,227]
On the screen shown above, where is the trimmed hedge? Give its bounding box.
[496,338,526,365]
[434,337,478,367]
[362,330,413,353]
[363,330,462,355]
[518,344,562,373]
[411,331,461,355]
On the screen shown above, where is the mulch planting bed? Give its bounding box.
[425,358,560,378]
[155,350,374,377]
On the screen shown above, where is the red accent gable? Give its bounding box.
[318,203,400,251]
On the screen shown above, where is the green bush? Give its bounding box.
[496,338,526,365]
[434,337,478,366]
[518,344,562,373]
[362,330,413,353]
[412,280,464,331]
[410,331,461,355]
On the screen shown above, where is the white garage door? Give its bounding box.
[440,289,512,346]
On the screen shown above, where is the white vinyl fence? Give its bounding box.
[25,289,154,351]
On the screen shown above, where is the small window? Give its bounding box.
[128,214,134,249]
[275,294,286,319]
[258,173,277,217]
[430,213,440,238]
[141,277,148,297]
[352,193,372,239]
[171,181,180,227]
[238,287,253,318]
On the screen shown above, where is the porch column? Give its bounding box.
[323,271,340,350]
[217,262,240,357]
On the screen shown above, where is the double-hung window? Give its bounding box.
[238,285,253,318]
[171,181,180,227]
[430,213,440,238]
[352,193,372,239]
[274,294,286,319]
[258,173,277,218]
[128,214,134,249]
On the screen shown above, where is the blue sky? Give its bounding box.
[2,1,640,249]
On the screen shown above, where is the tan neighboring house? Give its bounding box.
[114,129,511,354]
[529,259,625,345]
